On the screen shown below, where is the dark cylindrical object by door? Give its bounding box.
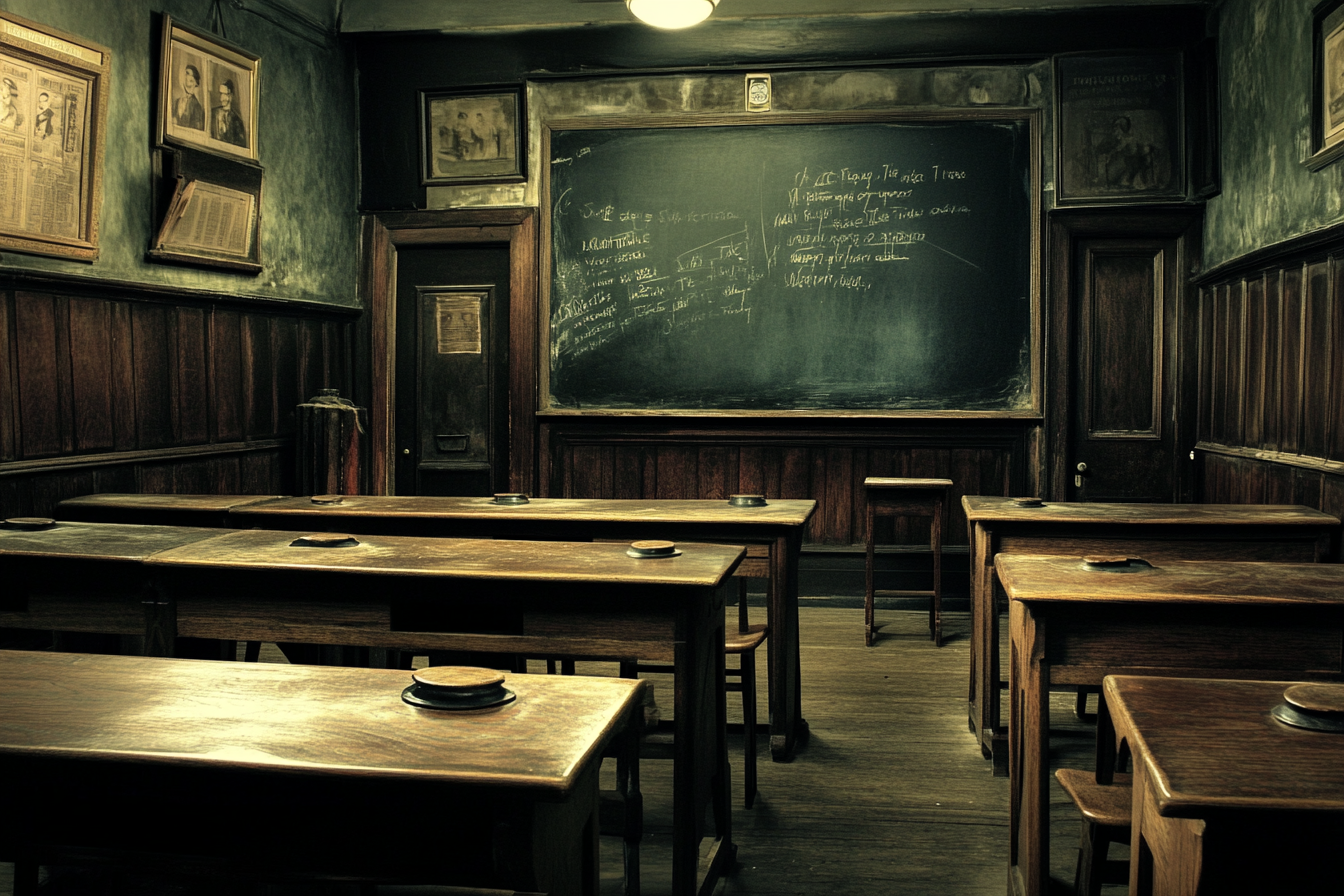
[296,389,364,496]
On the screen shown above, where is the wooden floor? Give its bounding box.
[0,607,1122,896]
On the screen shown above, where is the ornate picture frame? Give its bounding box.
[157,15,260,164]
[419,87,524,186]
[0,12,110,262]
[1308,0,1344,170]
[1055,52,1185,204]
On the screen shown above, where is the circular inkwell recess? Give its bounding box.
[289,533,360,548]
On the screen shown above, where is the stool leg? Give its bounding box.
[930,500,943,647]
[741,648,758,809]
[865,498,877,646]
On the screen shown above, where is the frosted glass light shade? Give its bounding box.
[626,0,719,29]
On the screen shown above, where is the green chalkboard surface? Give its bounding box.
[545,115,1036,413]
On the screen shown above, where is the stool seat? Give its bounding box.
[1055,768,1133,896]
[726,622,768,654]
[864,477,953,647]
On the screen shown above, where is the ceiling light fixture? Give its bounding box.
[626,0,719,30]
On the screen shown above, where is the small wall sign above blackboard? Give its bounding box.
[542,112,1040,415]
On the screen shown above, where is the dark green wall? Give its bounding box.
[0,0,360,307]
[1205,0,1344,269]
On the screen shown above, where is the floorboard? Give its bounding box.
[0,607,1125,896]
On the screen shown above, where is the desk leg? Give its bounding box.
[1131,755,1205,896]
[673,584,734,896]
[141,584,175,658]
[969,525,1003,765]
[1007,599,1049,896]
[768,532,808,761]
[494,761,603,896]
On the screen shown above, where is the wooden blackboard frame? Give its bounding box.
[539,109,1042,418]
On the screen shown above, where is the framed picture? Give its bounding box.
[148,146,263,274]
[157,15,260,164]
[0,12,110,262]
[1055,52,1185,203]
[1308,0,1344,170]
[419,87,523,185]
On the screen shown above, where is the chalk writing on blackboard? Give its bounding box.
[546,117,1036,412]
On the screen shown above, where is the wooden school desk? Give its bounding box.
[998,555,1344,896]
[0,521,742,896]
[962,497,1340,772]
[58,491,817,762]
[0,650,647,896]
[46,492,286,527]
[1100,675,1344,896]
[0,518,229,654]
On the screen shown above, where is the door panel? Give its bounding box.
[395,246,509,496]
[1071,238,1177,502]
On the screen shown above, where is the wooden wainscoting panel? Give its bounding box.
[176,306,210,446]
[1279,264,1304,456]
[697,444,735,500]
[1303,260,1332,460]
[654,445,696,500]
[14,292,63,458]
[110,302,136,452]
[0,291,13,463]
[211,310,244,443]
[132,303,174,450]
[541,423,1029,546]
[1244,273,1266,449]
[68,297,114,453]
[1334,259,1344,464]
[242,313,275,438]
[274,317,300,437]
[298,318,326,410]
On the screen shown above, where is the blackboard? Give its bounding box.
[544,115,1037,413]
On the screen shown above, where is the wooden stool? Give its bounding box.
[864,477,952,647]
[1055,768,1133,896]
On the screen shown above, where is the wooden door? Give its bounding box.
[1069,236,1181,502]
[1049,209,1201,503]
[394,245,510,496]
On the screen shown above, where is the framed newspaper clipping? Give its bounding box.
[157,15,259,164]
[0,12,110,262]
[1308,0,1344,170]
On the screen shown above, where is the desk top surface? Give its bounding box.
[234,494,818,527]
[0,521,228,560]
[57,493,817,527]
[143,527,745,586]
[1104,675,1344,817]
[0,650,645,797]
[56,494,286,512]
[962,496,1340,527]
[996,555,1344,605]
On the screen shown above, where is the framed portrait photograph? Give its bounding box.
[1308,0,1344,170]
[0,11,110,262]
[157,15,260,164]
[419,87,523,185]
[1055,52,1185,204]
